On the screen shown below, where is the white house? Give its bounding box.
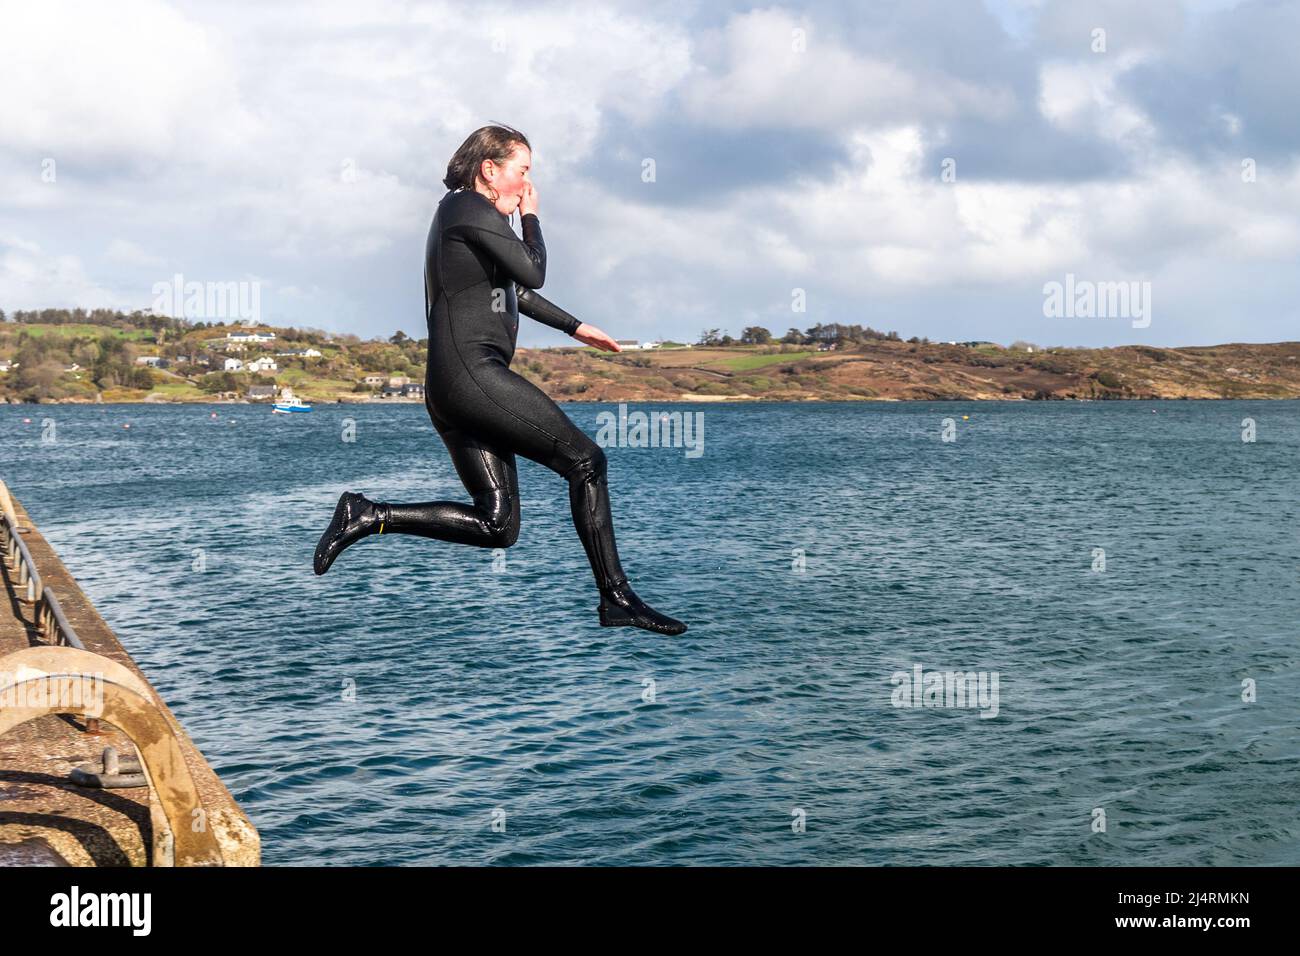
[224,357,244,371]
[227,331,277,343]
[135,355,163,366]
[246,357,278,372]
[275,348,322,358]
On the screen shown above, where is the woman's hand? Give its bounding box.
[573,323,620,352]
[519,181,538,217]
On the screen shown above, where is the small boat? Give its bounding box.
[272,397,313,413]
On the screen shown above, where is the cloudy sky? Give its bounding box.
[1,0,1296,347]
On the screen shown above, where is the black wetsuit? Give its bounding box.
[396,188,625,589]
[314,188,686,634]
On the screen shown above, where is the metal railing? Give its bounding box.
[35,586,86,650]
[1,496,85,650]
[1,503,42,604]
[0,480,224,864]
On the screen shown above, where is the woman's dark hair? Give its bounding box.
[442,124,531,198]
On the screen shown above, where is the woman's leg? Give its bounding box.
[313,413,519,574]
[433,361,685,634]
[374,423,521,549]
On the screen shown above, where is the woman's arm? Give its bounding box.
[515,283,580,336]
[455,210,547,289]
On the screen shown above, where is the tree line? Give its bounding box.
[697,323,916,346]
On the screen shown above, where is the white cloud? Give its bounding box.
[0,0,261,167]
[681,8,1017,130]
[615,120,1300,297]
[1038,51,1156,147]
[105,239,165,268]
[0,0,1295,345]
[0,236,122,309]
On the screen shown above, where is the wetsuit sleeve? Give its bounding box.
[516,284,581,336]
[457,211,547,289]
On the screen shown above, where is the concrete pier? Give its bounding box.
[0,488,259,866]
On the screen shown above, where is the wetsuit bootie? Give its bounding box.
[314,492,389,575]
[598,580,687,635]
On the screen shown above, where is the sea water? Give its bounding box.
[2,400,1295,865]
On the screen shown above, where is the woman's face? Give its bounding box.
[478,144,531,215]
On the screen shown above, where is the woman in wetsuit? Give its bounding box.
[313,124,687,636]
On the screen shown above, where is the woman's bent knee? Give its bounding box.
[474,490,521,548]
[563,443,607,484]
[494,510,521,548]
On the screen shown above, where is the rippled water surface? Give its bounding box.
[2,400,1296,865]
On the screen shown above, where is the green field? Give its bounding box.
[147,378,207,399]
[713,350,816,371]
[274,368,365,394]
[10,324,155,341]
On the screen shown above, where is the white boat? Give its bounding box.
[272,396,312,413]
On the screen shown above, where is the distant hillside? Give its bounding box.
[548,340,1300,402]
[1,310,1298,403]
[0,310,423,404]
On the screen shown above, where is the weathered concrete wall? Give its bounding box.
[0,494,260,866]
